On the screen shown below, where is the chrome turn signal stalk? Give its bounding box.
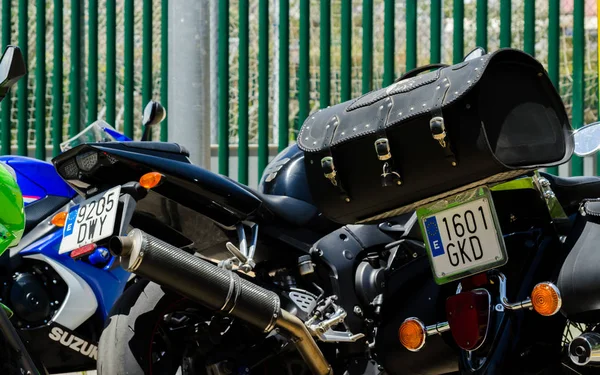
[493,273,561,316]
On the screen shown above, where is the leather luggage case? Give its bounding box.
[297,49,573,224]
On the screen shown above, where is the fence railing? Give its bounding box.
[0,1,598,187]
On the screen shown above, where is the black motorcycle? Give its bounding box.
[53,48,600,374]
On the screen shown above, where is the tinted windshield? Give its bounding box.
[60,120,118,152]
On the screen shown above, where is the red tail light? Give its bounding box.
[446,289,491,351]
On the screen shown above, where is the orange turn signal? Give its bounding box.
[51,212,68,227]
[531,282,562,316]
[139,172,163,189]
[398,318,426,352]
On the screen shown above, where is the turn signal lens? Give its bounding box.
[139,172,163,189]
[531,282,562,316]
[398,318,426,352]
[51,212,68,227]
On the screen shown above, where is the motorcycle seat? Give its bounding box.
[541,173,600,212]
[24,195,71,234]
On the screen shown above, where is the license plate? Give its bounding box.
[417,187,507,284]
[59,186,121,254]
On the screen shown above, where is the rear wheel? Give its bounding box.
[98,280,310,375]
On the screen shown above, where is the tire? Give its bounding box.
[97,279,188,375]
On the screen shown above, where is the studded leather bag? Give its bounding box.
[298,49,573,224]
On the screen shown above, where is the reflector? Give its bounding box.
[139,172,163,189]
[531,282,561,316]
[398,318,426,352]
[51,212,68,227]
[70,243,97,259]
[446,289,490,351]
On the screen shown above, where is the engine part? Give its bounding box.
[569,332,600,366]
[306,298,365,343]
[110,229,331,375]
[298,255,314,276]
[10,273,51,323]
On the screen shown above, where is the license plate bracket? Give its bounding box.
[417,186,507,285]
[59,186,121,254]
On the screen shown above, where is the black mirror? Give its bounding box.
[463,47,486,62]
[0,46,26,102]
[141,100,166,141]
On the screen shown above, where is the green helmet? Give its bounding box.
[0,162,24,256]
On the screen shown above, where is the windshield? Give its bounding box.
[60,120,123,152]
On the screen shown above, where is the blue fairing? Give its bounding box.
[0,156,75,205]
[19,228,130,319]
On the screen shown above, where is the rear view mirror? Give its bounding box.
[141,100,166,141]
[0,46,26,102]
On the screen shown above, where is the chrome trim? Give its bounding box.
[569,332,600,366]
[425,321,450,336]
[307,305,365,343]
[495,273,534,311]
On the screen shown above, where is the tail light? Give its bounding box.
[445,289,490,351]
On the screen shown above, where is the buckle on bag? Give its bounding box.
[430,117,447,148]
[321,156,338,186]
[375,138,392,161]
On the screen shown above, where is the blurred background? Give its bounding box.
[0,0,597,187]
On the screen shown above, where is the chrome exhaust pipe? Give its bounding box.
[110,229,332,375]
[569,332,600,366]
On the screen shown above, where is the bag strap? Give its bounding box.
[396,63,449,82]
[374,96,402,187]
[320,115,351,202]
[429,69,458,167]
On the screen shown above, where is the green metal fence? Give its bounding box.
[0,0,167,158]
[0,1,598,186]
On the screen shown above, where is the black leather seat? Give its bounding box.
[24,195,70,234]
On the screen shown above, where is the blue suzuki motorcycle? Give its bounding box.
[0,120,135,373]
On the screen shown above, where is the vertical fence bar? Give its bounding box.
[278,0,289,151]
[88,0,98,124]
[453,0,464,64]
[106,0,116,127]
[572,0,584,176]
[546,0,559,175]
[35,0,46,160]
[383,0,394,85]
[320,0,331,105]
[298,0,309,126]
[17,0,28,155]
[1,0,11,154]
[257,0,268,179]
[341,0,351,101]
[69,0,80,137]
[238,0,249,184]
[430,0,441,64]
[160,0,168,142]
[406,0,417,71]
[52,0,63,157]
[476,0,487,51]
[524,0,535,55]
[500,0,511,48]
[123,0,133,138]
[362,0,372,93]
[142,0,152,138]
[218,0,228,174]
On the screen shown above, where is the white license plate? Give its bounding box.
[59,186,121,254]
[417,187,507,284]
